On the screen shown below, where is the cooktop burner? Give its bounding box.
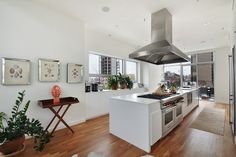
[137,94,171,100]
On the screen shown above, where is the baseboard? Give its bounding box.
[86,113,109,121]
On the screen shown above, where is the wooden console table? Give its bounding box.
[38,97,79,135]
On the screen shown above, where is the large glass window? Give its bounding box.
[89,53,138,86]
[126,61,137,82]
[164,65,181,87]
[89,54,100,74]
[163,52,214,100]
[182,65,197,87]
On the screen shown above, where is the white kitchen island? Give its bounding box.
[109,93,162,153]
[109,88,199,153]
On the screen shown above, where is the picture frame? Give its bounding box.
[39,58,60,82]
[67,63,83,83]
[2,58,31,85]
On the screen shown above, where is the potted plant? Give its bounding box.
[108,75,118,90]
[118,73,127,89]
[125,76,133,89]
[0,91,51,155]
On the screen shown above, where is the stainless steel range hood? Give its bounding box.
[129,8,190,65]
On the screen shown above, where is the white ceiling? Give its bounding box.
[34,0,232,52]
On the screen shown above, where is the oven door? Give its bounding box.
[162,106,175,135]
[175,102,183,124]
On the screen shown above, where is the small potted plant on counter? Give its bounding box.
[118,73,127,89]
[0,90,51,156]
[108,75,118,90]
[125,76,133,90]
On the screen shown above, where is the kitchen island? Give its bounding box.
[109,88,199,153]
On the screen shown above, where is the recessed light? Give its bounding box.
[200,41,206,44]
[221,27,225,30]
[203,22,210,26]
[108,34,112,37]
[102,6,110,12]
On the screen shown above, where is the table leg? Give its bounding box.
[49,104,74,134]
[45,105,63,131]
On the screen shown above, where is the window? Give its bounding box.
[164,65,181,87]
[89,54,100,74]
[89,53,138,86]
[163,52,214,100]
[182,65,197,86]
[125,61,137,82]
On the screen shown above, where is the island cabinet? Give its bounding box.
[182,89,199,118]
[109,94,162,153]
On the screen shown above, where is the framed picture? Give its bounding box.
[2,58,31,85]
[39,58,60,82]
[67,63,83,83]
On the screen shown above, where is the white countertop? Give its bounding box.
[110,88,199,105]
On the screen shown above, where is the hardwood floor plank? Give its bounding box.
[17,101,236,157]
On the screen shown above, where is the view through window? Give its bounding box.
[89,53,138,88]
[163,52,214,100]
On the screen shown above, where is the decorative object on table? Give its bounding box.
[0,91,51,156]
[38,97,79,135]
[38,58,60,82]
[154,84,171,96]
[67,63,83,83]
[51,85,61,104]
[1,58,31,85]
[108,75,118,90]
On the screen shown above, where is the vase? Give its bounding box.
[51,85,61,104]
[111,84,117,90]
[0,136,25,155]
[120,83,127,89]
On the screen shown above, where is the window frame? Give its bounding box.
[163,52,214,87]
[88,52,139,83]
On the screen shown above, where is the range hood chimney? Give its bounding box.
[129,8,190,65]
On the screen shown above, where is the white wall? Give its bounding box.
[0,0,86,129]
[84,26,146,119]
[214,47,231,104]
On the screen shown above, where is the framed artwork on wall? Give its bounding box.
[67,63,83,83]
[39,58,60,82]
[2,58,31,85]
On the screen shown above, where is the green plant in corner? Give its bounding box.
[0,90,51,155]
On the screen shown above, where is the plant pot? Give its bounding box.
[0,136,25,155]
[111,84,118,90]
[120,83,127,89]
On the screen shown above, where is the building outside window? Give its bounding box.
[88,53,138,88]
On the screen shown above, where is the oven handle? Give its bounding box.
[163,106,176,113]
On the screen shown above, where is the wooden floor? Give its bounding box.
[18,101,236,157]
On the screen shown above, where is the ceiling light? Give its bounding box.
[102,6,110,12]
[203,22,210,26]
[200,41,206,44]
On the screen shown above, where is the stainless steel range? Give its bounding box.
[138,93,184,137]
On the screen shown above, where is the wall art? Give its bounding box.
[2,58,31,85]
[67,63,83,83]
[39,58,60,82]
